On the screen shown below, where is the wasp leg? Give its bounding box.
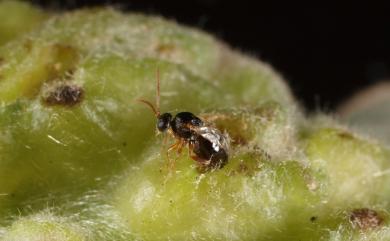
[187,142,193,159]
[166,139,184,171]
[190,155,209,173]
[176,139,185,154]
[160,133,170,154]
[187,141,201,162]
[189,150,213,173]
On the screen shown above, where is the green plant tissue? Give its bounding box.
[0,1,389,241]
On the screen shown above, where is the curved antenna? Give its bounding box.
[137,99,159,117]
[136,67,162,117]
[156,68,161,116]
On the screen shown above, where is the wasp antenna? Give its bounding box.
[156,68,161,116]
[137,99,159,117]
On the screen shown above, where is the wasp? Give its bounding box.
[138,70,229,171]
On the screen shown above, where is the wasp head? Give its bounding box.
[157,113,172,132]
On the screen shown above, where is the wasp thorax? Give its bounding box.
[157,113,172,132]
[190,116,203,126]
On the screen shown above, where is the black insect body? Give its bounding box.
[160,112,201,138]
[160,111,228,169]
[138,70,229,171]
[189,127,229,170]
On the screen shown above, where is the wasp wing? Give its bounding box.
[191,125,229,153]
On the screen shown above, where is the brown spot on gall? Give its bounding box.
[155,43,176,56]
[253,105,277,121]
[228,156,263,177]
[338,131,354,139]
[44,84,84,106]
[23,40,33,52]
[237,163,249,173]
[230,132,248,146]
[349,208,384,230]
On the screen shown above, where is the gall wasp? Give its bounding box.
[138,70,229,171]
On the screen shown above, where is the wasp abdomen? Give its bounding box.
[191,134,228,169]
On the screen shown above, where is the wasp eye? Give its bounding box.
[157,113,172,132]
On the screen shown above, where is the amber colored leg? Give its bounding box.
[190,155,203,163]
[190,154,210,173]
[167,139,181,154]
[176,139,185,154]
[159,134,168,156]
[162,133,169,148]
[189,146,211,173]
[166,139,183,171]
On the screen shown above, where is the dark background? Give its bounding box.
[32,0,390,111]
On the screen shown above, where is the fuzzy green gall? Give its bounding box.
[0,1,388,240]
